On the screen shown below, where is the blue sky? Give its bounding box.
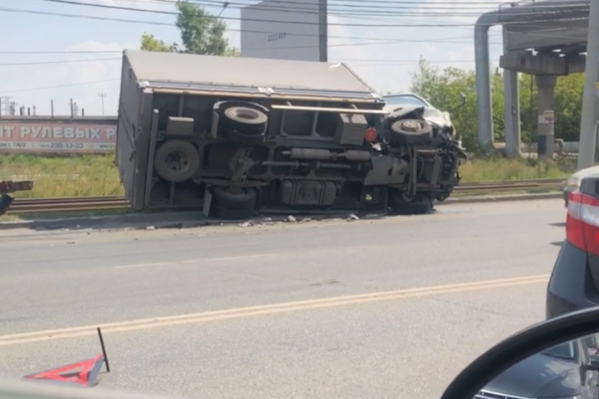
[0,0,505,116]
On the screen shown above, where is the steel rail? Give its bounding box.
[5,178,565,214]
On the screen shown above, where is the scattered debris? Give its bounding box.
[347,214,360,221]
[287,215,297,223]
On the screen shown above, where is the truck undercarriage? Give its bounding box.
[115,51,466,220]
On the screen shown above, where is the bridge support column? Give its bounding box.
[535,75,557,159]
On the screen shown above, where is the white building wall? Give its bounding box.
[240,0,320,61]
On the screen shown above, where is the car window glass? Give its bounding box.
[384,95,428,107]
[541,340,577,360]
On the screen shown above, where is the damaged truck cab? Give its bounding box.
[115,50,466,219]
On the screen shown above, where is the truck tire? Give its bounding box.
[390,119,433,146]
[212,186,257,210]
[154,139,200,183]
[223,106,268,136]
[213,205,255,220]
[388,193,433,215]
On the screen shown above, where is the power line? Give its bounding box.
[0,33,504,55]
[0,57,479,65]
[126,0,509,31]
[103,0,586,12]
[0,6,507,43]
[0,7,461,38]
[26,0,492,26]
[19,0,589,27]
[0,79,118,94]
[0,57,120,66]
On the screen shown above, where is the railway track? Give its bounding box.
[6,178,566,214]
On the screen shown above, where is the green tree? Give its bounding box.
[409,58,503,151]
[139,1,239,56]
[554,73,585,142]
[140,33,178,52]
[409,57,585,154]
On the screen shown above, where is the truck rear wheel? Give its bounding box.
[211,186,257,220]
[154,139,200,183]
[390,118,433,146]
[213,205,255,220]
[388,192,433,215]
[212,186,257,210]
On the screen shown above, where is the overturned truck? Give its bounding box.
[115,50,466,219]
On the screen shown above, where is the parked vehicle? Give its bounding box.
[446,307,599,399]
[563,165,599,207]
[478,338,599,399]
[114,51,466,219]
[547,171,599,320]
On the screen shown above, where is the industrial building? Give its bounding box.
[240,0,322,61]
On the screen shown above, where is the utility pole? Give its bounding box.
[318,0,327,62]
[0,96,13,117]
[98,93,107,116]
[577,0,599,169]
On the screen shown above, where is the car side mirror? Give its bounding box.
[448,92,467,113]
[440,306,599,399]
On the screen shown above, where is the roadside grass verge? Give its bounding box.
[458,156,574,182]
[0,154,124,198]
[0,154,575,199]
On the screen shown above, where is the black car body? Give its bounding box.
[478,174,599,399]
[479,339,599,399]
[547,173,599,319]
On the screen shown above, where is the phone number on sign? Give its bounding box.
[42,142,86,149]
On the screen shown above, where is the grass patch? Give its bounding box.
[0,154,124,198]
[458,156,574,182]
[0,154,575,198]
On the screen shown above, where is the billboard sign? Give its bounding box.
[0,121,116,154]
[240,0,320,61]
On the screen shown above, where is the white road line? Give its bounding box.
[112,254,277,269]
[112,262,172,269]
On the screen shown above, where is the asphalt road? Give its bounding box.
[0,199,566,399]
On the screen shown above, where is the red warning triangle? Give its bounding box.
[22,354,105,387]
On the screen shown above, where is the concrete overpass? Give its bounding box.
[474,0,596,162]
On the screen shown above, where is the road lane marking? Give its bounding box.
[0,274,548,346]
[111,254,277,269]
[112,262,172,269]
[182,254,276,263]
